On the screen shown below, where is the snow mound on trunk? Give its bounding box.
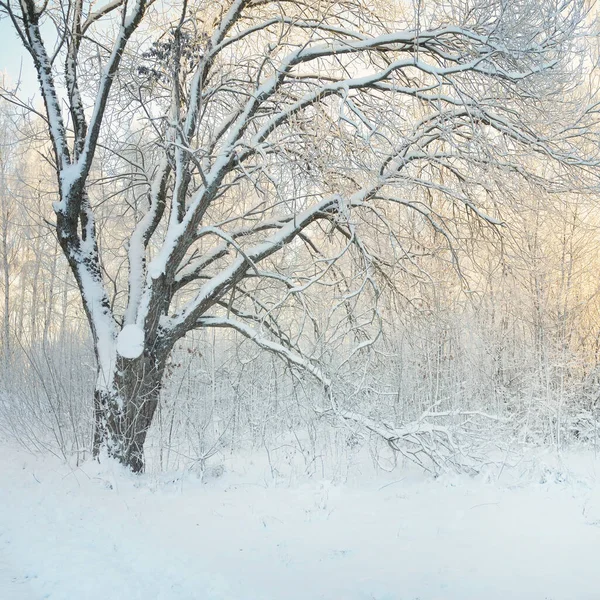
[117,324,144,359]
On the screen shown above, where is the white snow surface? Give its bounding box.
[116,324,145,359]
[2,446,600,600]
[0,549,35,600]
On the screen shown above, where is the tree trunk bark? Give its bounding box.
[92,355,165,473]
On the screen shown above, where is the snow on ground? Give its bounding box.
[2,446,600,600]
[0,549,35,600]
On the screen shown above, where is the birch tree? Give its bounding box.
[0,0,593,471]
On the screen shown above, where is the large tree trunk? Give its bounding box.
[92,355,165,473]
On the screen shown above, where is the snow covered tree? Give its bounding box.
[0,0,593,471]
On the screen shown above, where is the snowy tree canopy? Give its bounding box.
[0,0,598,471]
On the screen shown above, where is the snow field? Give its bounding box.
[1,446,600,599]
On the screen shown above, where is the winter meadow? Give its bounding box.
[1,0,600,598]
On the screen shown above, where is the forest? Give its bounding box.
[1,1,600,598]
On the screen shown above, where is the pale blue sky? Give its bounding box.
[0,15,41,101]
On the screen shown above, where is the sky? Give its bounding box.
[0,15,41,101]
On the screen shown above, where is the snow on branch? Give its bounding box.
[197,314,501,474]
